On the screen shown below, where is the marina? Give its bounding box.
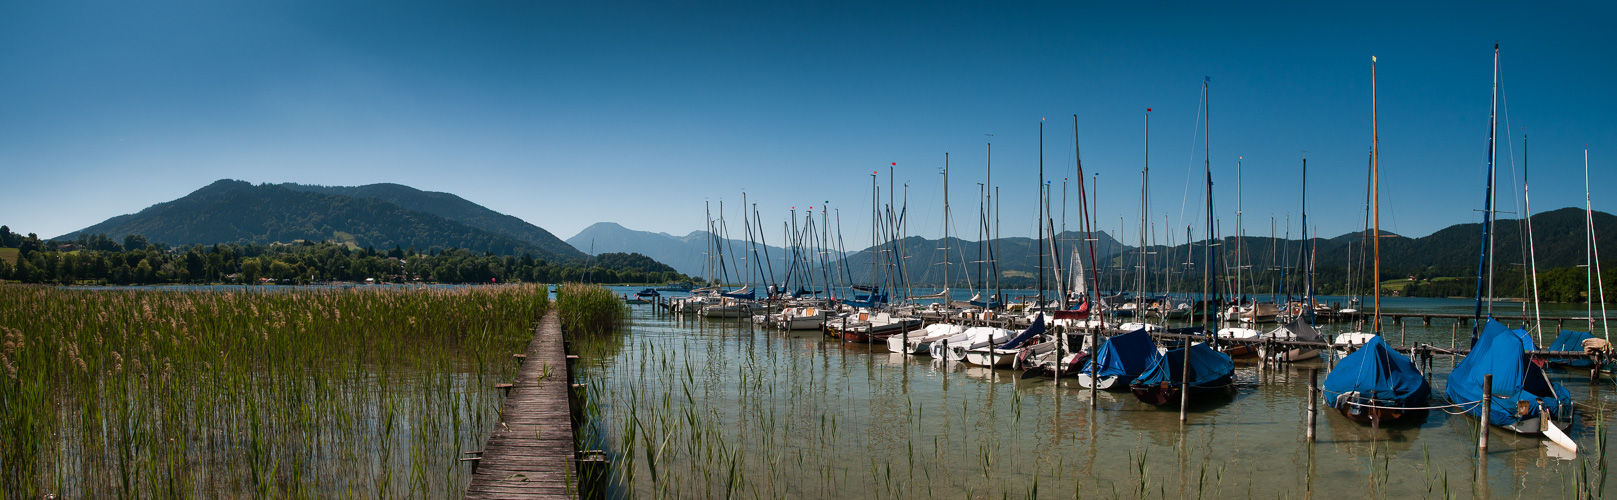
[575,288,1616,497]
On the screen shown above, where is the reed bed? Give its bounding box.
[556,283,628,336]
[0,283,548,498]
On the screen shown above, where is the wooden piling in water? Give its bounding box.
[1479,373,1491,453]
[1307,368,1317,442]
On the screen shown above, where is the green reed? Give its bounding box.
[557,283,629,336]
[0,283,547,498]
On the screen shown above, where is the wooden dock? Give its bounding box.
[463,310,581,499]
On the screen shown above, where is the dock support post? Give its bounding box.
[1086,328,1099,406]
[1479,373,1492,452]
[1307,368,1318,442]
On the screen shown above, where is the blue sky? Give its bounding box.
[2,1,1613,251]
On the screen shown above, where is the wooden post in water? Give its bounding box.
[1086,328,1099,406]
[1479,373,1491,452]
[1307,368,1318,442]
[1179,331,1191,423]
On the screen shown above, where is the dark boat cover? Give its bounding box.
[1547,330,1595,367]
[1444,318,1572,427]
[1132,342,1233,389]
[1082,328,1158,379]
[1268,318,1323,342]
[998,314,1046,350]
[636,288,660,297]
[721,290,756,300]
[1321,335,1430,408]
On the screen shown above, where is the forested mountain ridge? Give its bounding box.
[276,182,584,260]
[55,180,585,262]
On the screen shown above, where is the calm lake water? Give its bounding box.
[583,287,1614,498]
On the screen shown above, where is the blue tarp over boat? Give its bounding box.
[1444,318,1572,427]
[1082,329,1158,379]
[721,290,756,300]
[1132,342,1233,389]
[1322,336,1430,408]
[998,314,1045,350]
[1547,330,1595,367]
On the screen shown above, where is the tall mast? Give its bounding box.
[1523,134,1543,344]
[1039,119,1046,306]
[944,153,950,296]
[1470,44,1499,342]
[1201,80,1213,329]
[1372,55,1383,333]
[1587,148,1610,339]
[1236,158,1243,304]
[1303,156,1314,321]
[1140,109,1150,312]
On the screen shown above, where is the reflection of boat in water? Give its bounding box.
[1322,335,1430,425]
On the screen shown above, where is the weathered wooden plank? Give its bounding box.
[462,309,578,499]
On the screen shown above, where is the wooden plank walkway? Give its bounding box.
[464,310,577,499]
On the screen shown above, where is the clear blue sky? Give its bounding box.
[2,0,1613,251]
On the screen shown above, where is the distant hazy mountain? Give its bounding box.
[275,182,583,260]
[837,231,1131,288]
[56,179,587,262]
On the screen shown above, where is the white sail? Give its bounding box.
[1070,250,1087,295]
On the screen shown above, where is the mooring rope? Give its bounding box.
[1330,396,1484,414]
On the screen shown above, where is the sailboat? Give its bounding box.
[1321,55,1435,428]
[1447,319,1573,435]
[1128,341,1235,406]
[1444,45,1577,447]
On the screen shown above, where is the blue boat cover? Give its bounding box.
[1132,342,1233,389]
[1444,318,1572,426]
[1083,329,1158,379]
[843,293,888,308]
[721,290,756,300]
[1322,336,1430,407]
[998,314,1046,349]
[1547,330,1595,367]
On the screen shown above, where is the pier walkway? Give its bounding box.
[463,310,579,499]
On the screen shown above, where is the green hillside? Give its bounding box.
[55,180,580,262]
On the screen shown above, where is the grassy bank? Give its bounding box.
[0,283,548,498]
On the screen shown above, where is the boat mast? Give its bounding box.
[1372,55,1383,334]
[1302,156,1313,322]
[1523,134,1543,344]
[1237,158,1244,306]
[944,153,950,299]
[1140,109,1150,317]
[1471,44,1499,343]
[1039,119,1046,307]
[1587,148,1609,339]
[1202,79,1215,331]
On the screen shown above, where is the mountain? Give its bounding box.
[567,222,798,281]
[55,179,587,261]
[275,182,582,260]
[836,231,1131,288]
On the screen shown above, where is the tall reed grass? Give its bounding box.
[0,283,548,498]
[556,283,627,336]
